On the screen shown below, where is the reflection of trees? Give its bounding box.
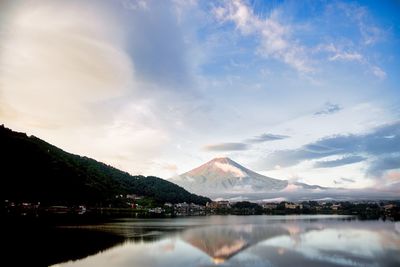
[3,225,125,267]
[181,224,289,263]
[3,218,181,267]
[73,224,184,242]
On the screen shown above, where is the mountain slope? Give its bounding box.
[170,157,288,196]
[0,125,210,205]
[170,157,400,202]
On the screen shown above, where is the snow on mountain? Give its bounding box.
[170,157,400,201]
[170,157,288,196]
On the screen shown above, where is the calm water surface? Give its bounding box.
[11,215,400,267]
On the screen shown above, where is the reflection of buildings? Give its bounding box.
[181,224,288,264]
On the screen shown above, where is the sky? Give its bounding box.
[0,0,399,191]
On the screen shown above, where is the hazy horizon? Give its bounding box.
[0,0,399,196]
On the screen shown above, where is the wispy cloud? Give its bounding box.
[213,0,312,73]
[248,133,289,143]
[203,142,249,151]
[257,122,400,177]
[329,52,363,62]
[339,177,356,183]
[333,177,356,185]
[367,154,400,177]
[317,42,386,79]
[206,132,290,152]
[319,43,364,63]
[121,0,148,10]
[371,66,387,80]
[314,156,366,168]
[336,2,385,46]
[314,102,342,116]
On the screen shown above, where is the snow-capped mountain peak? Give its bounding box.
[170,157,288,197]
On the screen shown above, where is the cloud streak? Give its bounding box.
[203,142,248,151]
[314,102,342,116]
[314,156,366,168]
[205,132,290,152]
[248,133,290,143]
[367,154,400,177]
[257,122,400,176]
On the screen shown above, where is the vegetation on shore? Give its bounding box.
[0,125,210,207]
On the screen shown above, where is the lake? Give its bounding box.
[5,215,400,267]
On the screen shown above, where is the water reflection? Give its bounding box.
[7,215,400,267]
[181,224,288,264]
[2,222,125,267]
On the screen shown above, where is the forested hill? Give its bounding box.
[0,125,210,206]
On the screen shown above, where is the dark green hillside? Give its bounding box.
[0,125,210,206]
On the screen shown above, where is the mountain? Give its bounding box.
[0,125,210,206]
[171,157,400,201]
[170,157,288,196]
[169,157,335,201]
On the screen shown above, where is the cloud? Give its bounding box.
[0,1,134,128]
[371,66,387,80]
[121,0,148,10]
[321,44,364,62]
[248,133,289,143]
[0,0,396,181]
[367,154,400,177]
[314,102,342,115]
[319,3,388,80]
[257,122,400,174]
[341,177,356,183]
[314,156,366,168]
[337,2,385,46]
[122,0,194,89]
[214,161,246,177]
[320,43,386,80]
[203,142,249,151]
[384,171,400,183]
[329,52,363,62]
[207,132,289,150]
[213,0,312,73]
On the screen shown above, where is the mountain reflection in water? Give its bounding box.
[6,215,400,267]
[181,224,288,263]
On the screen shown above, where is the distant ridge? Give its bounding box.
[0,125,210,205]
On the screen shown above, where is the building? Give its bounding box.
[175,202,190,213]
[262,203,277,209]
[148,207,164,213]
[206,201,231,209]
[383,204,395,211]
[126,194,143,200]
[164,202,173,208]
[285,203,302,209]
